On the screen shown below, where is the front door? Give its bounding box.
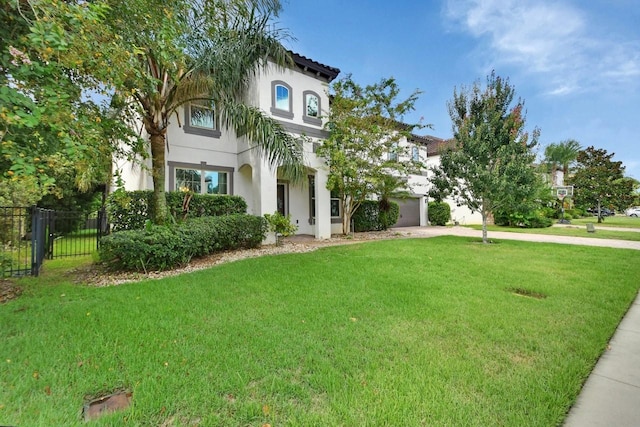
[277,182,288,216]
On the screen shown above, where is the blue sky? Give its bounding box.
[278,0,640,179]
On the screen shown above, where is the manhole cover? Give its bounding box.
[508,287,547,299]
[83,391,132,421]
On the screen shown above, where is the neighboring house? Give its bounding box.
[397,136,482,226]
[115,51,481,237]
[537,163,565,188]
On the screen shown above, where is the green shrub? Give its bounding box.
[566,208,586,218]
[164,192,247,218]
[264,212,298,246]
[428,202,451,226]
[380,202,400,230]
[494,210,552,228]
[107,190,247,231]
[352,200,399,232]
[0,251,13,276]
[99,214,267,271]
[528,215,553,228]
[539,206,556,219]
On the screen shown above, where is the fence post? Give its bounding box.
[97,207,106,250]
[31,206,40,276]
[48,209,54,259]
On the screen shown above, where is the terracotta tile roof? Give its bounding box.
[290,51,340,82]
[405,131,454,156]
[425,137,456,156]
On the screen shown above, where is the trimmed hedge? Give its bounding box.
[99,214,267,271]
[428,202,451,226]
[107,190,247,231]
[353,200,400,232]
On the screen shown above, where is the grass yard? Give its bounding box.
[1,236,639,426]
[51,229,100,258]
[570,216,640,229]
[469,223,640,241]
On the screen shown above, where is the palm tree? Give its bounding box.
[106,0,304,224]
[544,139,581,186]
[376,174,411,229]
[555,139,582,178]
[543,144,562,186]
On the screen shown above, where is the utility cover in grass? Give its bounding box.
[83,391,132,421]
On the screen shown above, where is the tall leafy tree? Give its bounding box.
[430,72,539,243]
[317,75,423,234]
[1,0,139,205]
[568,146,634,222]
[101,0,304,224]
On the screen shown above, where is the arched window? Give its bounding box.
[412,146,420,162]
[270,81,293,119]
[303,90,322,126]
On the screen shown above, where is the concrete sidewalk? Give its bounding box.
[564,293,640,426]
[391,226,640,426]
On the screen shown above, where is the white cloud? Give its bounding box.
[445,0,640,96]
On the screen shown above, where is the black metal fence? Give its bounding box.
[1,206,106,278]
[0,206,33,277]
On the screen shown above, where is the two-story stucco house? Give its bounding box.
[115,52,345,239]
[115,51,481,238]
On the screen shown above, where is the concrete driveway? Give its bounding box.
[391,225,640,251]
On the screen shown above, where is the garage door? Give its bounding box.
[393,197,420,227]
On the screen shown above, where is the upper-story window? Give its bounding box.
[270,80,293,119]
[276,85,289,110]
[184,100,221,138]
[412,146,420,162]
[303,90,322,126]
[388,143,399,162]
[190,101,215,129]
[306,94,318,117]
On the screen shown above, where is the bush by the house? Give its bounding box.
[352,200,399,232]
[494,210,552,228]
[428,202,451,226]
[99,214,267,271]
[107,190,247,231]
[264,212,298,246]
[379,201,400,230]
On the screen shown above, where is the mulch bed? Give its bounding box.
[0,280,22,304]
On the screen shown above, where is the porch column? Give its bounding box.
[253,159,278,216]
[314,171,331,239]
[419,195,428,226]
[253,159,278,244]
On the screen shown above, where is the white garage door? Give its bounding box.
[393,197,420,227]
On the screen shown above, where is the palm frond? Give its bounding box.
[220,101,306,183]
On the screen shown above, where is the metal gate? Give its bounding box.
[1,206,107,278]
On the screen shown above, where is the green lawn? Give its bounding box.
[570,216,640,229]
[2,237,639,426]
[469,223,640,241]
[52,230,100,257]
